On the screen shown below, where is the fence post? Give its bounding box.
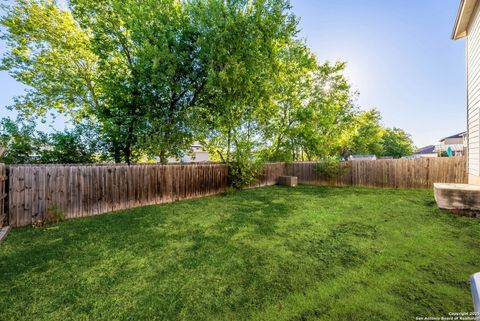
[0,164,7,227]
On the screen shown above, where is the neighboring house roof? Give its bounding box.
[452,0,478,39]
[439,132,466,142]
[415,145,436,154]
[191,141,202,148]
[348,155,377,160]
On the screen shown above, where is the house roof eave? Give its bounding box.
[452,0,478,40]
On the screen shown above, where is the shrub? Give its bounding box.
[228,159,263,190]
[315,159,346,181]
[223,186,237,195]
[32,203,65,227]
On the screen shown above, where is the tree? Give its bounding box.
[1,0,299,165]
[0,117,46,164]
[382,127,415,158]
[344,109,384,157]
[260,43,316,161]
[39,122,108,164]
[0,0,201,163]
[195,0,298,164]
[86,0,209,163]
[261,43,357,161]
[292,61,357,160]
[0,116,108,164]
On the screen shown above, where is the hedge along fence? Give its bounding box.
[8,163,286,227]
[6,157,466,227]
[285,156,467,188]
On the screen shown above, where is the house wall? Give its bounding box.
[443,137,464,145]
[167,151,210,163]
[191,151,210,162]
[467,2,480,182]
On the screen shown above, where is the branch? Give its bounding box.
[188,80,207,107]
[216,149,226,163]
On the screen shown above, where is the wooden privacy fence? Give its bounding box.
[286,156,467,188]
[5,157,467,227]
[7,163,285,227]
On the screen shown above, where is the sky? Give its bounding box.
[0,0,468,148]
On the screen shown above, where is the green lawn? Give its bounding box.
[1,185,479,321]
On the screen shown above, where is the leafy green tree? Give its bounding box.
[0,117,46,164]
[382,127,415,158]
[293,62,357,160]
[0,116,109,164]
[261,43,357,161]
[39,122,108,164]
[345,109,385,157]
[1,0,299,165]
[198,0,298,164]
[79,0,207,163]
[0,1,196,163]
[260,43,316,161]
[1,0,125,160]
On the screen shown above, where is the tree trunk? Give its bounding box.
[113,150,122,164]
[159,150,168,164]
[124,145,131,165]
[226,128,232,164]
[111,138,122,163]
[124,115,136,165]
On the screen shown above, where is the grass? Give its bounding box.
[1,185,480,321]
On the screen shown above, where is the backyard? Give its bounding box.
[1,185,479,321]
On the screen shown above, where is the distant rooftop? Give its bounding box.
[439,132,466,142]
[191,141,202,147]
[348,155,377,160]
[415,145,436,154]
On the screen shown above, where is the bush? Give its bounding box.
[228,159,263,190]
[223,186,237,195]
[32,203,65,227]
[315,159,346,181]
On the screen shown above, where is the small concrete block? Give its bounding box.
[278,176,298,187]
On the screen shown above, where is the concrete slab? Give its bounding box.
[434,183,480,216]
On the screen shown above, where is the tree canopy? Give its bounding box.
[0,0,416,168]
[346,109,385,157]
[0,117,108,164]
[1,0,298,164]
[382,127,415,159]
[0,117,45,164]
